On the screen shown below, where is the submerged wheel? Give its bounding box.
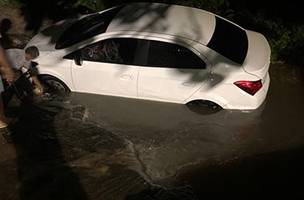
[186,100,222,115]
[39,75,70,98]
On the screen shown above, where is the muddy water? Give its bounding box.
[69,64,304,197]
[71,65,304,173]
[0,64,303,199]
[173,65,304,198]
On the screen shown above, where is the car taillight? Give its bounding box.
[234,80,262,96]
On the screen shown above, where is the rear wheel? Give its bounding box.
[186,100,222,115]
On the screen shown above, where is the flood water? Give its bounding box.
[0,64,303,199]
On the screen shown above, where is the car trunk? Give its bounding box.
[242,30,271,81]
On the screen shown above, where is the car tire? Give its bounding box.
[38,75,70,98]
[186,100,222,115]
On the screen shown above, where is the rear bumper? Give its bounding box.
[187,72,270,110]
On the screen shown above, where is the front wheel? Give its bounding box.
[38,75,70,99]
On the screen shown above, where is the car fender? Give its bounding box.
[185,90,228,109]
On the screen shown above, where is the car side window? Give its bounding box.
[81,38,138,65]
[147,40,206,69]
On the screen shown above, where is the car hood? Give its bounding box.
[26,18,77,51]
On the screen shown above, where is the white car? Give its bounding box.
[27,2,271,110]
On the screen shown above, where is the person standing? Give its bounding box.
[5,46,43,96]
[0,35,15,143]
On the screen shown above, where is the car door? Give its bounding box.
[137,39,210,103]
[68,38,139,98]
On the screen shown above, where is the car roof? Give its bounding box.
[107,3,216,45]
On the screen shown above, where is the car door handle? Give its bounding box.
[120,74,133,80]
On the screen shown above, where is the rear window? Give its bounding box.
[55,6,123,49]
[207,17,248,64]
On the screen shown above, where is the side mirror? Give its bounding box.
[74,52,83,66]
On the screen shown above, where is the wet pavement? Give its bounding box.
[0,63,304,199]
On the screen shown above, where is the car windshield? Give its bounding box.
[207,17,248,64]
[55,6,124,49]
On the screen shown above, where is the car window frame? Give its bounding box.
[63,35,211,70]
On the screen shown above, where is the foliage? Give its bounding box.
[74,0,105,11]
[0,0,20,6]
[232,11,304,63]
